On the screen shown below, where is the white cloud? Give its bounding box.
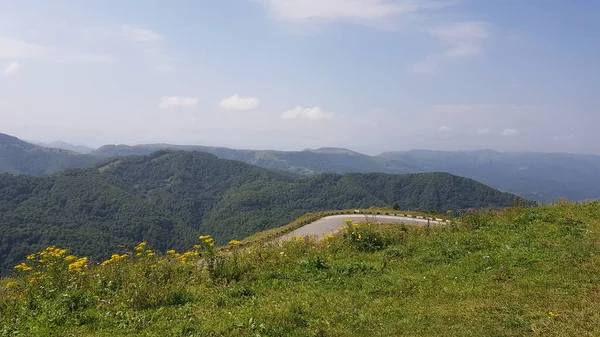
[220,94,261,111]
[159,96,198,109]
[256,0,453,26]
[434,21,488,59]
[411,21,489,73]
[438,126,450,132]
[409,55,439,73]
[501,128,518,136]
[85,25,171,70]
[476,128,490,135]
[0,36,112,63]
[445,44,483,58]
[3,62,22,75]
[85,25,164,43]
[121,25,164,42]
[0,37,46,59]
[281,106,333,120]
[430,21,489,40]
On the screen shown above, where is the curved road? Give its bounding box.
[279,214,446,241]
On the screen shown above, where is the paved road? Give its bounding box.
[279,214,444,241]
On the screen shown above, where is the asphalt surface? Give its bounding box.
[280,214,443,241]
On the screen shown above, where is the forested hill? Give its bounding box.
[3,132,600,202]
[0,133,97,175]
[0,151,520,273]
[89,144,600,202]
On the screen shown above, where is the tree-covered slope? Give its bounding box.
[3,132,600,202]
[92,143,600,202]
[0,151,519,273]
[0,133,98,176]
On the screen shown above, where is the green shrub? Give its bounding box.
[342,220,395,252]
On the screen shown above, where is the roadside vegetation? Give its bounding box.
[1,200,599,336]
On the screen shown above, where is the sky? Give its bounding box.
[1,0,599,155]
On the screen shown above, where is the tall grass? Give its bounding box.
[1,201,599,336]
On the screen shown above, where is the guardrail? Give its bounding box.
[219,210,452,251]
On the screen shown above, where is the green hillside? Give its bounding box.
[92,144,600,202]
[0,151,519,274]
[0,133,97,176]
[3,132,600,202]
[1,201,598,336]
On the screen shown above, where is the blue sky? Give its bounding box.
[1,0,599,154]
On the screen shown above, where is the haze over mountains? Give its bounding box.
[2,132,600,202]
[29,140,95,155]
[0,134,98,176]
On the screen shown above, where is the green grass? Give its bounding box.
[1,201,599,336]
[241,207,446,244]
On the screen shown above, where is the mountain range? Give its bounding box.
[2,133,600,202]
[29,140,95,154]
[0,150,518,273]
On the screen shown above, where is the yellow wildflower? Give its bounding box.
[102,253,128,266]
[135,242,147,252]
[26,254,36,260]
[228,240,242,246]
[136,253,142,257]
[323,234,335,241]
[199,235,211,240]
[193,244,201,250]
[27,277,37,285]
[5,281,18,288]
[68,257,88,273]
[65,255,77,262]
[14,263,32,272]
[147,252,155,257]
[167,250,176,255]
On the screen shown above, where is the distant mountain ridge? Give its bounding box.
[91,143,600,202]
[0,150,519,273]
[30,140,95,154]
[2,132,600,202]
[0,134,98,175]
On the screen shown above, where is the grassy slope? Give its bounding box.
[1,201,599,336]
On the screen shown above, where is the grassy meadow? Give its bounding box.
[1,201,599,336]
